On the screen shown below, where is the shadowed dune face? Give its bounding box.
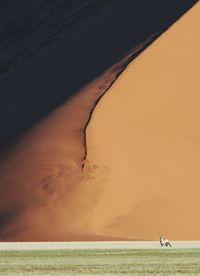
[0,45,148,241]
[0,3,198,241]
[0,0,197,150]
[0,74,113,241]
[84,4,200,240]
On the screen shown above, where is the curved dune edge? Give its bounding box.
[0,39,154,241]
[84,4,200,241]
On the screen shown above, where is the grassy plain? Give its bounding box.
[0,248,200,275]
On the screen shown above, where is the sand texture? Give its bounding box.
[0,42,150,241]
[0,2,199,241]
[83,3,200,240]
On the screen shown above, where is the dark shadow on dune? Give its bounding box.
[0,0,198,151]
[0,208,19,229]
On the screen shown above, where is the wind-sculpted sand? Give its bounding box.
[0,42,151,241]
[0,3,198,241]
[84,3,200,240]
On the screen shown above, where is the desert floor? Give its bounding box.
[0,242,200,275]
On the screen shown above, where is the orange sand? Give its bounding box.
[84,3,200,240]
[0,43,148,241]
[0,4,199,241]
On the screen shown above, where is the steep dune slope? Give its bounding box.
[0,44,149,241]
[0,2,198,241]
[84,3,200,240]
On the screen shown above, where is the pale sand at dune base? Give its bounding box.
[83,4,200,240]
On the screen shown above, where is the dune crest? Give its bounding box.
[0,3,198,241]
[0,41,151,241]
[84,3,200,240]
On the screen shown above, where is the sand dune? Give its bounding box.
[83,3,200,240]
[2,0,195,150]
[0,42,150,241]
[0,3,198,241]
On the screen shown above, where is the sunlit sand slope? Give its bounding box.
[0,44,148,241]
[84,4,200,240]
[0,3,198,242]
